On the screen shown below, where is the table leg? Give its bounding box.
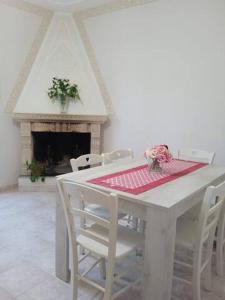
[143,207,176,300]
[55,191,70,282]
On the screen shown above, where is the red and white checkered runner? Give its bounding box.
[88,159,206,195]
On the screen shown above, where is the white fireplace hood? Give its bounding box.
[13,13,108,121]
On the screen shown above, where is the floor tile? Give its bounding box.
[0,191,225,300]
[16,277,70,300]
[0,246,22,274]
[0,261,53,296]
[0,286,16,300]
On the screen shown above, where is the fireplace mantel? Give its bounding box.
[16,113,107,176]
[13,113,107,123]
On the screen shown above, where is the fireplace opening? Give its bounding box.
[32,132,91,176]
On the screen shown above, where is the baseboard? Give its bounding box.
[0,184,18,193]
[18,176,56,192]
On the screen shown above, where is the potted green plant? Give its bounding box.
[26,160,45,182]
[47,77,80,113]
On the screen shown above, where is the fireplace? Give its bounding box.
[18,116,106,177]
[32,132,91,176]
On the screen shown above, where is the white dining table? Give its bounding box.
[55,158,225,300]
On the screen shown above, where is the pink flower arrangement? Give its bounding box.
[144,145,173,163]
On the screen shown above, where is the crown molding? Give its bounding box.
[73,0,156,115]
[2,0,54,113]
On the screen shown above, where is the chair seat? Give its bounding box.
[85,204,126,220]
[77,223,144,259]
[176,218,208,249]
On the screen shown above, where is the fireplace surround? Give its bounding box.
[16,114,107,177]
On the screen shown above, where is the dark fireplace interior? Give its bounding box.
[32,132,91,176]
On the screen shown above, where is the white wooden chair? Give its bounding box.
[174,181,225,300]
[102,149,133,165]
[57,181,144,300]
[177,148,215,164]
[70,154,108,226]
[215,199,225,276]
[70,154,103,172]
[178,148,215,221]
[102,149,141,230]
[70,154,126,252]
[178,149,225,278]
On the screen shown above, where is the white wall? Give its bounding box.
[0,3,42,188]
[85,0,225,164]
[2,0,225,187]
[14,14,107,116]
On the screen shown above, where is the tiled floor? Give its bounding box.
[0,190,224,300]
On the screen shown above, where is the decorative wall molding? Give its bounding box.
[73,0,156,114]
[75,0,156,19]
[0,0,52,16]
[13,14,107,116]
[4,0,156,114]
[2,0,54,112]
[74,15,113,114]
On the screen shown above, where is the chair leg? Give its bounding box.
[71,280,78,300]
[79,202,86,256]
[192,271,201,300]
[103,258,115,300]
[70,254,78,300]
[216,240,224,277]
[99,257,106,279]
[192,250,202,300]
[204,260,212,291]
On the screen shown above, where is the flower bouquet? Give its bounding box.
[47,77,80,113]
[144,145,172,172]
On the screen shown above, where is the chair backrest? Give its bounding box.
[102,148,133,165]
[196,181,225,250]
[177,148,215,164]
[57,180,118,263]
[70,154,103,172]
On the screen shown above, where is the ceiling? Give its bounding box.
[26,0,112,11]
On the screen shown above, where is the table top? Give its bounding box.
[58,158,225,210]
